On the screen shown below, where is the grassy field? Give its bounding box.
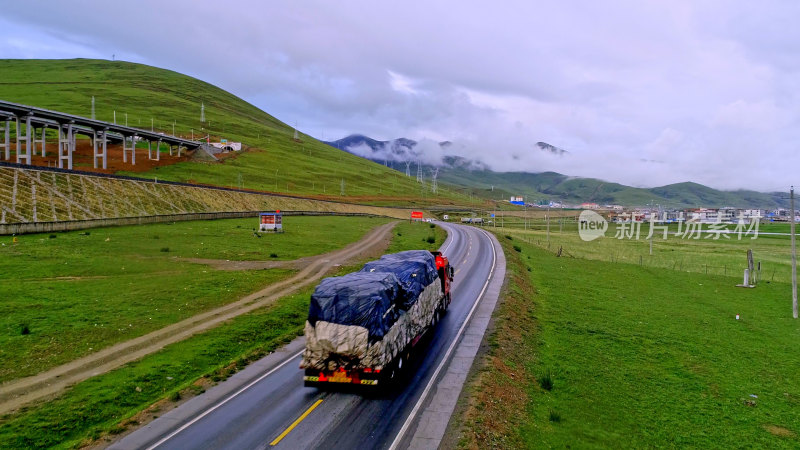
[0,215,388,382]
[0,218,446,448]
[478,219,795,283]
[0,59,471,206]
[386,220,446,254]
[459,232,800,448]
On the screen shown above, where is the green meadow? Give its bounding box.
[0,215,387,382]
[460,230,800,448]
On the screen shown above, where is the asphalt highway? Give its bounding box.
[111,222,503,450]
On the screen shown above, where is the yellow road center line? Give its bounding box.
[270,398,323,446]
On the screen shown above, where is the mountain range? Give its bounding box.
[324,134,788,209]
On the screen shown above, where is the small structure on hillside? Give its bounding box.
[259,211,283,232]
[209,140,242,152]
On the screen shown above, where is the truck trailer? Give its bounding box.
[301,250,454,388]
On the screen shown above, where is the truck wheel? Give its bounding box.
[389,356,403,379]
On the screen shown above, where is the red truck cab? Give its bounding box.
[431,251,454,308]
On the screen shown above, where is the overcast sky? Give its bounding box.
[1,1,797,191]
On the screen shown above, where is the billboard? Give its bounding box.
[259,211,283,232]
[411,211,424,219]
[510,195,524,206]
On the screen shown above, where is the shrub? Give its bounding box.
[539,369,553,391]
[270,253,278,258]
[160,247,170,252]
[426,236,436,244]
[549,410,561,422]
[20,323,30,335]
[429,224,435,229]
[513,245,522,253]
[505,235,513,240]
[152,235,160,239]
[49,234,57,239]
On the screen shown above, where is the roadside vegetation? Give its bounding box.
[0,218,447,448]
[459,231,800,447]
[0,215,387,382]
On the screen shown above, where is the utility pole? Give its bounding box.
[792,186,797,318]
[546,204,551,242]
[524,201,527,231]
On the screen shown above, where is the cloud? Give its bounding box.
[1,1,798,191]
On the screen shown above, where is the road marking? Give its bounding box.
[389,226,498,450]
[146,350,304,450]
[269,398,323,446]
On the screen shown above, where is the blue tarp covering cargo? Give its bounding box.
[308,271,405,342]
[360,250,438,310]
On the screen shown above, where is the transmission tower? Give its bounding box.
[404,161,411,177]
[430,168,439,194]
[416,162,423,183]
[340,178,345,196]
[91,96,95,119]
[200,102,205,122]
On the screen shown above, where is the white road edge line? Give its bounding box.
[146,350,304,450]
[440,223,455,254]
[388,226,497,450]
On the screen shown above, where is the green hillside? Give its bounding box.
[0,59,466,206]
[435,166,788,208]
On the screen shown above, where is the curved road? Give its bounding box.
[111,223,504,450]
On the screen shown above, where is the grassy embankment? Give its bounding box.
[0,215,388,382]
[0,219,444,449]
[459,231,800,448]
[0,59,471,206]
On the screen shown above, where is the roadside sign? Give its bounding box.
[411,211,423,219]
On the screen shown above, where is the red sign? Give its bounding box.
[411,211,423,219]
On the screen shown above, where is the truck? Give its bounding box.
[301,250,454,388]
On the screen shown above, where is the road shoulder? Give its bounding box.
[406,228,507,449]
